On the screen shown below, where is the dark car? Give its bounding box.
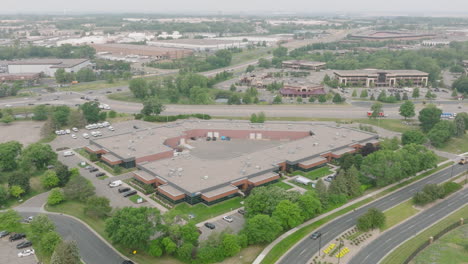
[122,261,134,264]
[89,167,98,173]
[133,125,139,129]
[16,241,32,249]
[95,172,106,177]
[118,187,130,193]
[237,209,245,215]
[123,190,137,197]
[310,231,322,240]
[204,222,215,229]
[206,137,212,141]
[106,91,112,94]
[28,103,35,106]
[9,233,26,242]
[0,230,10,238]
[212,137,217,141]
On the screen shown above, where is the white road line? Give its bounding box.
[299,249,307,255]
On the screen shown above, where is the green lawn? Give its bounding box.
[381,205,468,264]
[1,170,47,208]
[95,161,136,176]
[107,91,142,103]
[291,166,333,180]
[129,195,146,204]
[356,118,417,133]
[172,197,244,223]
[65,79,128,92]
[288,181,315,191]
[270,181,294,190]
[436,134,468,154]
[382,199,419,231]
[411,224,468,264]
[230,47,273,65]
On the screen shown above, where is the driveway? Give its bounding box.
[198,209,246,241]
[0,237,37,264]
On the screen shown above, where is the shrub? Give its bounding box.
[48,188,65,205]
[441,182,462,198]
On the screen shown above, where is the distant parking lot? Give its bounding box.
[0,236,36,264]
[199,210,245,240]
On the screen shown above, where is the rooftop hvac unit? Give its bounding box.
[177,168,183,172]
[314,142,319,146]
[241,169,246,175]
[246,161,251,167]
[203,175,209,180]
[255,165,261,170]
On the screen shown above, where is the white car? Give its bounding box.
[55,130,61,135]
[96,131,102,136]
[60,130,66,135]
[65,129,71,134]
[63,151,74,157]
[71,134,77,139]
[97,123,104,128]
[223,216,233,223]
[82,133,90,139]
[18,249,35,257]
[91,131,98,137]
[108,126,115,131]
[109,180,122,188]
[102,121,110,127]
[72,127,78,132]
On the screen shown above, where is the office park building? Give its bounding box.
[85,120,378,205]
[334,69,429,87]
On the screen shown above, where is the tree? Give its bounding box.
[48,188,65,205]
[0,209,22,231]
[250,113,257,123]
[0,141,22,171]
[52,106,71,126]
[246,65,255,73]
[162,237,177,255]
[273,95,282,104]
[370,102,383,119]
[51,241,81,264]
[452,76,468,94]
[455,112,468,130]
[54,69,67,84]
[108,110,117,118]
[454,114,466,137]
[243,94,252,104]
[68,110,87,128]
[318,94,327,103]
[418,105,442,132]
[427,120,455,147]
[75,68,96,82]
[9,185,24,198]
[309,96,316,103]
[227,94,241,105]
[402,130,427,145]
[346,166,362,198]
[332,93,344,103]
[402,92,409,100]
[39,231,62,256]
[244,186,300,216]
[412,87,420,98]
[176,242,194,262]
[105,207,161,248]
[229,84,237,92]
[352,89,357,97]
[0,186,8,206]
[244,214,283,244]
[32,105,49,121]
[399,101,415,120]
[8,171,30,193]
[54,163,71,187]
[30,214,56,241]
[272,200,304,229]
[369,94,375,101]
[222,234,241,257]
[129,78,149,99]
[356,208,386,231]
[148,239,164,257]
[42,170,60,189]
[20,143,57,170]
[395,92,401,101]
[63,174,95,202]
[1,114,14,124]
[141,96,165,116]
[425,90,436,100]
[273,46,288,58]
[80,102,101,123]
[329,170,348,196]
[379,137,400,151]
[297,191,322,219]
[360,89,368,98]
[84,196,112,218]
[257,112,266,123]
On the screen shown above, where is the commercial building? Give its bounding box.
[279,84,326,98]
[0,73,40,84]
[349,31,436,41]
[147,39,249,52]
[91,43,193,60]
[333,69,429,87]
[85,120,378,205]
[282,60,326,71]
[7,59,91,76]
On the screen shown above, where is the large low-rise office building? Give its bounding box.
[333,69,429,87]
[85,120,378,205]
[279,84,326,98]
[282,60,326,70]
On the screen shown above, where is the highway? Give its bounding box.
[277,163,468,264]
[350,187,468,264]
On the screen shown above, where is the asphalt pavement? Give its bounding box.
[277,163,468,264]
[350,187,468,264]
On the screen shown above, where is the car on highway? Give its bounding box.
[16,241,32,249]
[0,230,10,238]
[223,216,233,223]
[204,222,215,229]
[310,231,322,240]
[89,167,98,173]
[122,190,137,197]
[109,180,122,188]
[95,172,106,177]
[118,187,130,193]
[18,249,35,258]
[9,233,26,242]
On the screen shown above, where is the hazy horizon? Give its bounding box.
[1,0,468,17]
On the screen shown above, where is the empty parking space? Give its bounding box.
[0,237,36,264]
[199,211,245,240]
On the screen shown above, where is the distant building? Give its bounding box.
[157,31,183,39]
[349,31,436,41]
[91,43,193,60]
[147,39,249,52]
[421,40,451,46]
[0,73,40,85]
[282,60,326,71]
[280,84,326,98]
[7,59,91,76]
[333,70,429,87]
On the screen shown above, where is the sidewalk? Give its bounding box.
[252,161,453,264]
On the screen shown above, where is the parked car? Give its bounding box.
[65,129,71,134]
[82,133,90,139]
[72,127,78,132]
[71,134,77,139]
[89,167,98,173]
[122,190,137,197]
[95,172,106,177]
[118,187,131,193]
[223,216,233,223]
[63,151,74,157]
[0,230,10,238]
[16,241,32,249]
[18,249,35,257]
[122,261,134,264]
[109,180,122,188]
[237,209,245,215]
[310,231,322,240]
[133,125,139,129]
[9,233,26,242]
[204,222,215,229]
[108,126,115,131]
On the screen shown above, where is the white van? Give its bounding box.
[63,151,74,157]
[109,180,122,188]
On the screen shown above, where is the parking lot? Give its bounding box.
[0,121,43,146]
[0,236,36,264]
[198,210,245,241]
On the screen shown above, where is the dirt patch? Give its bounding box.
[0,121,43,146]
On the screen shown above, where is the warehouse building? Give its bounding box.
[91,43,193,60]
[282,60,326,71]
[147,39,249,52]
[349,31,436,41]
[333,69,429,87]
[85,120,378,205]
[7,58,91,76]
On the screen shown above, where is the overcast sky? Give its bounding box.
[2,0,468,15]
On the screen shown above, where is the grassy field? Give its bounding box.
[172,196,244,223]
[291,166,333,180]
[129,195,146,204]
[437,134,468,154]
[107,91,141,103]
[66,80,128,92]
[270,181,294,190]
[411,224,468,264]
[230,47,273,65]
[382,199,419,231]
[381,205,468,264]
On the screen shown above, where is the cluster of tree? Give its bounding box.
[123,21,255,34]
[250,112,266,123]
[55,68,132,84]
[0,44,95,60]
[361,144,438,187]
[29,215,63,257]
[376,90,407,103]
[323,74,339,88]
[228,87,260,105]
[147,50,233,72]
[356,208,386,231]
[412,181,461,206]
[0,81,23,98]
[452,75,468,95]
[140,113,211,123]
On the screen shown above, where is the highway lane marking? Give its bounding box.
[299,249,307,255]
